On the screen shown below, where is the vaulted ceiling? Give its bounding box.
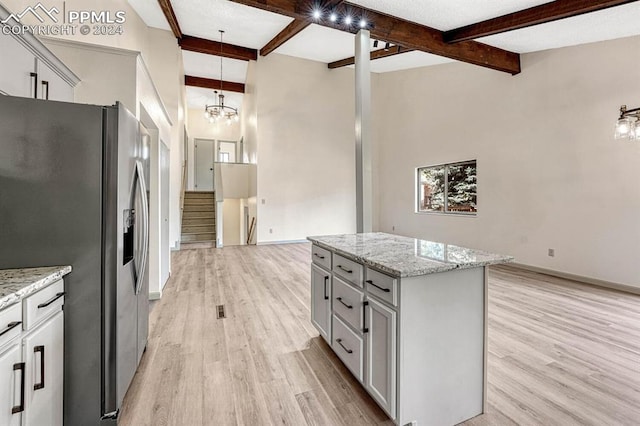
[128,0,640,111]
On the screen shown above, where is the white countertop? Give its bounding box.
[0,266,72,310]
[307,232,513,277]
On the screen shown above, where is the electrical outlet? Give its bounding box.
[261,199,266,205]
[269,228,273,234]
[548,248,555,257]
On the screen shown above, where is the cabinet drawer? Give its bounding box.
[23,280,64,331]
[311,245,332,271]
[0,303,22,349]
[332,315,363,381]
[365,268,398,307]
[332,254,363,287]
[333,276,364,331]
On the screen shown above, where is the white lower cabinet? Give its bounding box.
[23,311,63,426]
[0,279,64,426]
[310,264,331,343]
[0,344,22,426]
[365,297,396,419]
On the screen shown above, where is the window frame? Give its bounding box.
[416,159,477,216]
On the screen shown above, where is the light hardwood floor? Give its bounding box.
[119,243,640,426]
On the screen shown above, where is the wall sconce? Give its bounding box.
[614,105,640,140]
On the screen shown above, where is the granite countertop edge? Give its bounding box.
[0,266,72,311]
[307,235,514,278]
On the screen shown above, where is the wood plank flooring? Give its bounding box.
[119,243,640,426]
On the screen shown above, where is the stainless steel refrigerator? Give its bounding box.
[0,95,150,425]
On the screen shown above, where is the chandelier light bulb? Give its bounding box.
[234,114,240,122]
[204,110,210,119]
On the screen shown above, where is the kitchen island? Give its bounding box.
[307,232,512,426]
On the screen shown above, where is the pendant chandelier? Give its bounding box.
[204,30,239,126]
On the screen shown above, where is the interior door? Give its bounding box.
[194,138,214,191]
[160,141,170,288]
[218,140,236,163]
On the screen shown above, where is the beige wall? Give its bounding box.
[374,35,640,286]
[253,53,357,243]
[222,198,242,246]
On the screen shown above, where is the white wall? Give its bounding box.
[223,198,242,246]
[253,53,357,243]
[374,35,640,287]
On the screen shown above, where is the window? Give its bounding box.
[219,152,230,163]
[417,160,477,214]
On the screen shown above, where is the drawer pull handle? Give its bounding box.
[314,253,325,260]
[323,276,329,300]
[363,301,369,333]
[335,338,353,354]
[37,292,65,308]
[337,265,353,274]
[336,297,353,309]
[366,280,390,293]
[12,362,25,414]
[34,345,45,390]
[0,321,21,337]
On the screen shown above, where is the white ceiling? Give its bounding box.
[479,2,640,53]
[348,0,554,32]
[128,0,640,107]
[171,0,292,49]
[182,51,248,82]
[186,86,243,110]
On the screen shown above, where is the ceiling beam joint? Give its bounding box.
[179,35,258,61]
[185,75,246,93]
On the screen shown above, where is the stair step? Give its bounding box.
[184,199,215,205]
[182,217,215,226]
[181,224,215,234]
[183,205,215,212]
[181,232,216,242]
[184,191,215,199]
[182,213,215,221]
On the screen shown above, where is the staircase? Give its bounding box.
[181,191,216,244]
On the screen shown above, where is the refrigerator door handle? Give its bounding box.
[134,160,149,295]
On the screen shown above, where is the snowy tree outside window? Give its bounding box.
[418,160,477,214]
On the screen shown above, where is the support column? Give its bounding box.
[355,29,373,233]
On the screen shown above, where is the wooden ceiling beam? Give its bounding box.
[157,0,182,39]
[328,46,414,69]
[260,0,345,56]
[444,0,639,43]
[179,35,258,61]
[229,0,521,74]
[185,75,246,93]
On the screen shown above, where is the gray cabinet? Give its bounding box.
[365,297,396,418]
[0,33,36,98]
[310,264,331,344]
[36,61,73,102]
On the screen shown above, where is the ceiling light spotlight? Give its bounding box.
[359,19,367,28]
[330,12,337,22]
[344,15,352,25]
[312,9,321,20]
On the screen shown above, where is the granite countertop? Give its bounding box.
[307,232,513,278]
[0,266,72,310]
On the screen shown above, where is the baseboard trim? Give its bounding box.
[257,239,308,246]
[506,262,640,295]
[149,291,162,301]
